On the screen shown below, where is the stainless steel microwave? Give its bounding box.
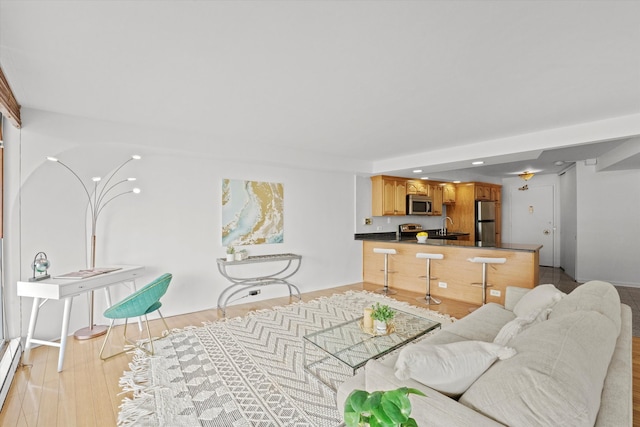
[406,194,432,215]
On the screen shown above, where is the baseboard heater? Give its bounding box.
[0,338,22,411]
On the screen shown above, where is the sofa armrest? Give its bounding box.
[504,286,531,312]
[364,359,506,427]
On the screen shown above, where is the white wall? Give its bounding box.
[575,162,640,286]
[4,110,363,341]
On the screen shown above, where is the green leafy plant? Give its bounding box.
[344,387,426,427]
[370,303,396,323]
[226,245,235,254]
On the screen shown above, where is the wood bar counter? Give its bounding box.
[362,238,541,306]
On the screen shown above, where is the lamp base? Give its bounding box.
[28,274,50,282]
[74,325,108,340]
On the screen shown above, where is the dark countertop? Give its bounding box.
[354,233,542,252]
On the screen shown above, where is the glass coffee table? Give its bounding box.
[302,309,441,389]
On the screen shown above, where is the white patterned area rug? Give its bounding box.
[117,290,453,427]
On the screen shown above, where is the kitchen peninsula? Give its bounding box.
[357,236,541,306]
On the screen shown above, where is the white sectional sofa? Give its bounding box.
[337,281,632,426]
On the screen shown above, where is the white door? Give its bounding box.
[510,185,555,266]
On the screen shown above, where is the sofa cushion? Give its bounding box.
[441,303,515,342]
[459,310,618,427]
[513,284,564,317]
[394,340,516,397]
[549,280,621,334]
[493,306,550,346]
[363,359,508,427]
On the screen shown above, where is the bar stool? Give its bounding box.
[468,257,506,309]
[416,253,444,305]
[373,248,397,295]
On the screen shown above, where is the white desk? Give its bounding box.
[17,265,145,372]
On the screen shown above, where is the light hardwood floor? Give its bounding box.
[1,282,637,426]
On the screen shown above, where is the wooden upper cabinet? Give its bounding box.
[371,175,407,216]
[406,179,428,196]
[431,184,443,216]
[443,183,456,204]
[394,180,407,215]
[474,183,501,202]
[372,175,490,217]
[475,185,491,201]
[491,186,501,203]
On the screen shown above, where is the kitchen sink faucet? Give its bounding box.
[442,216,453,234]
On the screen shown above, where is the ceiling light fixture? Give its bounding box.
[472,161,484,165]
[554,161,565,166]
[519,171,535,181]
[420,176,429,180]
[413,169,423,173]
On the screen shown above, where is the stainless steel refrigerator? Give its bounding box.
[476,201,496,245]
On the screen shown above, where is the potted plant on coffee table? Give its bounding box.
[344,387,426,427]
[370,303,395,334]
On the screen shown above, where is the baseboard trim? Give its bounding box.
[0,338,22,411]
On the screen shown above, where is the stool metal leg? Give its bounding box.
[424,258,441,304]
[376,253,397,295]
[468,257,506,312]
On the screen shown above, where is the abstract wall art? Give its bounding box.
[222,179,284,246]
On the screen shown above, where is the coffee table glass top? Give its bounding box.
[303,309,440,370]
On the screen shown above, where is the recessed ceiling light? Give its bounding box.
[413,169,423,173]
[420,176,429,180]
[554,161,565,166]
[453,180,461,184]
[472,161,484,165]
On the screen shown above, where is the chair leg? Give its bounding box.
[157,309,170,335]
[100,312,171,361]
[100,319,127,360]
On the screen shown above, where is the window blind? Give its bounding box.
[0,66,21,128]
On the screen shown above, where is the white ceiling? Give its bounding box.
[1,1,639,179]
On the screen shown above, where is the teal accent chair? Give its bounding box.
[99,273,172,360]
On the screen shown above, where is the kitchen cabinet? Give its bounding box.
[443,184,456,204]
[370,175,493,218]
[371,175,407,216]
[491,186,501,203]
[406,180,428,196]
[431,184,443,216]
[475,185,491,201]
[495,201,502,245]
[447,182,502,243]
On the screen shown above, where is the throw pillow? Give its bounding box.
[493,306,550,346]
[394,340,516,397]
[513,284,565,318]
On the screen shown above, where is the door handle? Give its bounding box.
[543,229,551,235]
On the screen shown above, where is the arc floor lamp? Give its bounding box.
[46,154,141,339]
